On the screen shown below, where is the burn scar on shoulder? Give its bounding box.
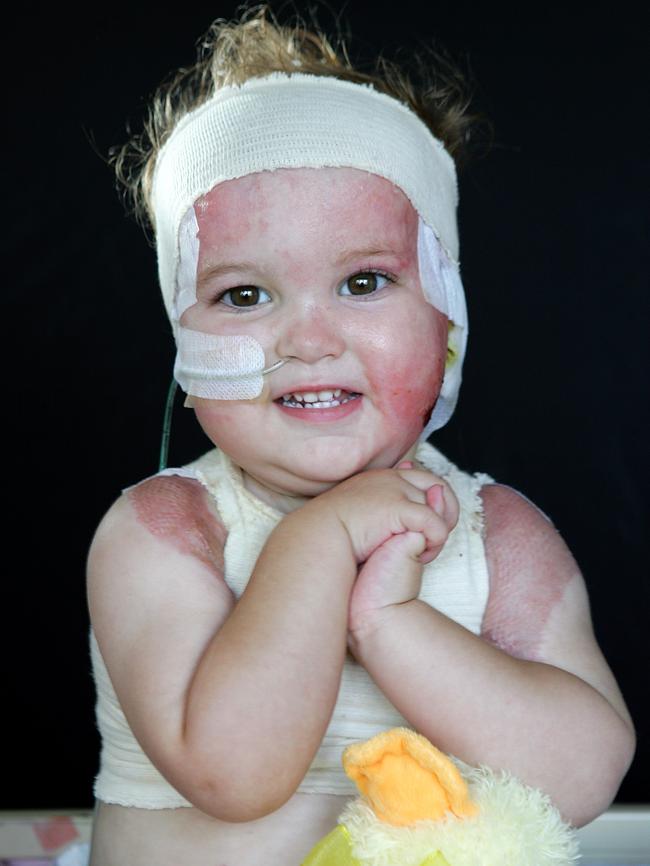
[127,475,227,575]
[479,484,578,661]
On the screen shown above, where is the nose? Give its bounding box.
[275,301,346,364]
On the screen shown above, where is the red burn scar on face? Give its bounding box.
[480,484,576,661]
[127,476,227,576]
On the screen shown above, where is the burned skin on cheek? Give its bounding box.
[127,476,227,576]
[358,272,448,444]
[382,373,437,436]
[365,341,445,444]
[480,485,575,660]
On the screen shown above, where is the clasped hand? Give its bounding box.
[315,461,459,640]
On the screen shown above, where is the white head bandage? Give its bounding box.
[152,72,468,431]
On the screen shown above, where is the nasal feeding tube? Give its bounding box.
[181,356,289,380]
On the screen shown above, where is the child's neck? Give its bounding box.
[240,443,422,515]
[241,470,311,515]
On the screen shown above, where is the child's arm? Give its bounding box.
[347,480,635,828]
[87,468,444,822]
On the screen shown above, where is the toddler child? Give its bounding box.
[86,8,635,865]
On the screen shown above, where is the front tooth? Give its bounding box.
[288,390,346,404]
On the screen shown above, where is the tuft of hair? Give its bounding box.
[109,3,489,233]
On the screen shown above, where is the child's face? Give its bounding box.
[181,167,447,498]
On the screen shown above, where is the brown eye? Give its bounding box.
[342,272,390,296]
[348,273,376,294]
[220,286,270,307]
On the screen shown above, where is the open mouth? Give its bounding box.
[277,388,361,409]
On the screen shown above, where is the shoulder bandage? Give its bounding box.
[152,73,467,430]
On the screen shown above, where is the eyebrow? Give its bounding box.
[197,262,260,284]
[197,248,405,285]
[336,247,403,265]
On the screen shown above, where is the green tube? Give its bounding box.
[158,378,179,472]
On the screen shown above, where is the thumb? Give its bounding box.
[385,530,428,560]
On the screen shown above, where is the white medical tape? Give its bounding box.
[417,218,468,437]
[175,328,280,399]
[175,207,200,321]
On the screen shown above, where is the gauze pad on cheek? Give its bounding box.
[174,328,268,399]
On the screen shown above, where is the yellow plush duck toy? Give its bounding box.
[302,728,579,866]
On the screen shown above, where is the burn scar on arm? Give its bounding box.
[480,484,579,661]
[127,475,227,576]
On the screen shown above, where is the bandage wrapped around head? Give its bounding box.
[151,73,468,436]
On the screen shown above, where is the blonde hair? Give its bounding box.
[110,4,484,232]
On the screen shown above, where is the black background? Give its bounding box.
[5,1,648,808]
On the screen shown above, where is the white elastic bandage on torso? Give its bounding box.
[153,73,468,431]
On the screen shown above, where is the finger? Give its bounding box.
[398,471,455,515]
[426,484,445,517]
[396,467,445,492]
[424,484,460,537]
[392,529,427,559]
[441,484,460,529]
[395,500,450,552]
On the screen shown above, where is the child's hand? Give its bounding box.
[315,463,457,567]
[342,462,459,642]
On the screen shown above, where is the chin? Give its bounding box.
[283,449,413,497]
[299,440,383,478]
[281,462,365,494]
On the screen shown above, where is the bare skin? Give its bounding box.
[90,794,347,866]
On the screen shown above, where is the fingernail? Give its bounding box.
[398,460,414,469]
[427,484,445,516]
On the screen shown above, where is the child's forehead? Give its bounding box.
[195,168,418,253]
[195,167,417,230]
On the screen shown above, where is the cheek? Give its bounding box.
[192,401,259,456]
[375,361,444,436]
[362,312,447,434]
[193,401,238,437]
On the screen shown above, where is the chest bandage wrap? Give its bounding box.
[152,72,468,433]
